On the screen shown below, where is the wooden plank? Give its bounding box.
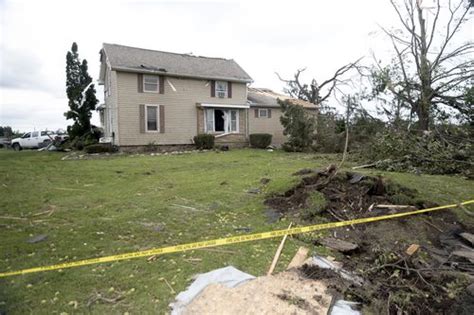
[460,232,474,246]
[267,223,292,276]
[318,238,358,253]
[286,247,309,270]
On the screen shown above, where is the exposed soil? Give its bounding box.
[182,270,331,315]
[265,168,474,314]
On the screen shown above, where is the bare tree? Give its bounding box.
[276,58,362,106]
[372,0,473,130]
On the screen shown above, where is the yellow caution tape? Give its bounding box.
[1,199,473,278]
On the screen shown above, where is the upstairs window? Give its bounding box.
[259,109,268,117]
[143,75,159,93]
[215,81,228,98]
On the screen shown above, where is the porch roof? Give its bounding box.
[197,103,250,109]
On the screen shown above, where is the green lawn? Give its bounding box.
[0,149,472,314]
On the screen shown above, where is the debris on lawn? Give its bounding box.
[264,208,282,223]
[405,243,420,256]
[233,227,252,232]
[246,187,261,194]
[286,247,309,270]
[26,234,48,244]
[267,223,292,276]
[459,232,474,246]
[316,237,358,254]
[86,290,125,307]
[263,167,474,313]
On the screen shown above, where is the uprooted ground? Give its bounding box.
[265,168,474,314]
[0,149,473,314]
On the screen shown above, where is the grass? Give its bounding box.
[0,149,472,314]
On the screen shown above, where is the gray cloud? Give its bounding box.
[0,47,45,90]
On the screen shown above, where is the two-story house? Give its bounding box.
[98,43,317,150]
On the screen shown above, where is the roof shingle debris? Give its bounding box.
[247,87,317,109]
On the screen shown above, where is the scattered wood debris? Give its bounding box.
[287,247,309,270]
[267,223,292,276]
[405,244,420,256]
[317,238,358,253]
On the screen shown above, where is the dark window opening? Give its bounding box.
[214,109,225,132]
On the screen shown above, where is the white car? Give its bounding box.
[11,131,67,151]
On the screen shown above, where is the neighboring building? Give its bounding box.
[248,88,317,146]
[98,43,316,149]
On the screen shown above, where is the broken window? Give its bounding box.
[205,109,238,133]
[214,109,225,132]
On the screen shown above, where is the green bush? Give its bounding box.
[193,134,215,150]
[249,133,272,148]
[84,143,116,154]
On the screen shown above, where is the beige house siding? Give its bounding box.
[249,107,318,146]
[249,108,286,146]
[115,71,247,146]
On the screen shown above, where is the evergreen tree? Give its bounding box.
[279,99,317,152]
[64,42,98,140]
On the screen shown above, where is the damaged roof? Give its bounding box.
[101,43,253,83]
[247,87,317,109]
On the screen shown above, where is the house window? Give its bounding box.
[215,81,228,98]
[146,105,159,132]
[259,109,268,117]
[205,109,214,132]
[143,75,159,93]
[230,110,237,132]
[205,109,238,133]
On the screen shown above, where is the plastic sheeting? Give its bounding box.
[331,300,361,315]
[308,256,364,286]
[170,266,255,315]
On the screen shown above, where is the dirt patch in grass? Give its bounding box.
[182,270,331,315]
[265,169,474,314]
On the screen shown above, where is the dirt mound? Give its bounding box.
[265,169,474,314]
[182,270,331,315]
[265,170,436,221]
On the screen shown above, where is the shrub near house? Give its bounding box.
[249,133,272,149]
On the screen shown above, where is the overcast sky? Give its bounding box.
[0,0,471,131]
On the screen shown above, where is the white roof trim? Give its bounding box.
[200,103,249,109]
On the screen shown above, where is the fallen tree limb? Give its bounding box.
[351,163,377,170]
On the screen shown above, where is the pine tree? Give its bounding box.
[64,42,98,140]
